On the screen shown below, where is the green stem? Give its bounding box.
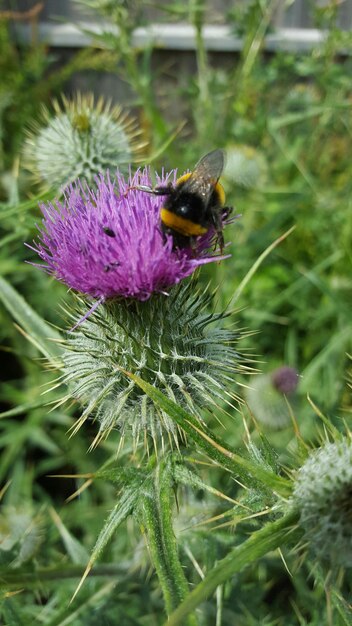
[165,509,301,626]
[113,19,168,147]
[239,0,281,81]
[141,463,198,626]
[190,0,211,141]
[224,0,280,126]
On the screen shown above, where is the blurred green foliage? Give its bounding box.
[0,0,352,624]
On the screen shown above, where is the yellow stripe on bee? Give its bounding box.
[160,208,208,236]
[214,181,226,205]
[176,172,192,185]
[176,172,226,205]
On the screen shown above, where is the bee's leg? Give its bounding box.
[190,236,197,255]
[212,209,225,253]
[153,184,174,196]
[216,231,224,254]
[123,183,173,197]
[221,205,233,220]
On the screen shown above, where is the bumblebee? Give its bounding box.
[131,149,230,251]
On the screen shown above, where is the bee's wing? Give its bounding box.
[182,149,225,200]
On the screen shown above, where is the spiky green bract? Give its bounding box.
[293,439,352,568]
[63,281,247,449]
[23,93,145,189]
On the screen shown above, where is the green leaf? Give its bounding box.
[226,226,296,308]
[0,564,126,589]
[49,508,89,565]
[0,276,62,363]
[0,189,54,219]
[0,399,53,419]
[46,582,117,626]
[268,101,351,131]
[71,485,140,601]
[331,589,352,626]
[1,599,25,626]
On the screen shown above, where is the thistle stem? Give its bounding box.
[141,462,198,626]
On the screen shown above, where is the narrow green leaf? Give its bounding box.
[268,105,336,129]
[145,121,186,164]
[71,486,140,601]
[0,564,127,589]
[49,507,89,565]
[48,582,116,626]
[226,226,296,308]
[0,399,52,419]
[2,599,25,626]
[331,590,352,626]
[300,326,351,392]
[1,189,54,219]
[0,276,62,362]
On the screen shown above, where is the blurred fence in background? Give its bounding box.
[5,1,352,108]
[8,1,352,50]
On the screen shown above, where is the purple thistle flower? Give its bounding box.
[29,168,227,303]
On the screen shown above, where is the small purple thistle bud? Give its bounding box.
[28,168,228,306]
[271,366,299,395]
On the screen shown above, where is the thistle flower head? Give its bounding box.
[23,93,145,189]
[63,282,247,450]
[245,366,299,429]
[30,168,225,303]
[293,439,352,568]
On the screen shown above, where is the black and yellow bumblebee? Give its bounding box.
[130,149,230,251]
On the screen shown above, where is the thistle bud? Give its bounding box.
[293,440,352,568]
[246,366,299,429]
[23,93,145,189]
[63,283,246,450]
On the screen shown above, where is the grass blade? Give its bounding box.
[0,276,62,362]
